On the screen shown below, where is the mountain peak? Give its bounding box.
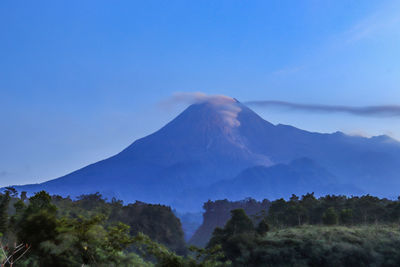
[11,94,400,212]
[190,98,242,128]
[164,93,242,127]
[194,94,238,105]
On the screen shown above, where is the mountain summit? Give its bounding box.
[12,96,400,211]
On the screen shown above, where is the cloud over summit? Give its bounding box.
[161,92,236,107]
[161,92,241,127]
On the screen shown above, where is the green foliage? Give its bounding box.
[322,207,338,225]
[207,209,254,250]
[0,190,231,266]
[29,190,55,211]
[207,209,256,265]
[0,191,10,234]
[110,202,186,254]
[224,209,254,236]
[133,232,185,266]
[194,193,400,250]
[190,198,269,247]
[52,193,186,254]
[266,193,400,227]
[340,208,353,225]
[255,225,400,267]
[205,194,400,266]
[133,232,229,267]
[0,190,191,266]
[4,189,400,266]
[256,219,269,236]
[209,216,400,267]
[12,197,152,266]
[18,209,58,249]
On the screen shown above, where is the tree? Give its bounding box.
[207,209,254,249]
[322,207,338,225]
[267,198,288,226]
[15,190,58,260]
[27,190,56,212]
[207,209,255,265]
[224,209,254,236]
[287,194,306,226]
[0,191,10,234]
[17,208,58,250]
[357,195,380,224]
[339,209,353,225]
[4,187,18,197]
[300,193,319,224]
[256,219,269,236]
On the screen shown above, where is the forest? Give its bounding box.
[1,188,400,266]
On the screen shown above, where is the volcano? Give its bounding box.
[12,96,400,211]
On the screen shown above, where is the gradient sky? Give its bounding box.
[1,0,400,187]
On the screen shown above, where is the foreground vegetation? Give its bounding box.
[0,188,224,266]
[2,188,400,266]
[261,225,400,266]
[192,192,400,246]
[208,209,400,266]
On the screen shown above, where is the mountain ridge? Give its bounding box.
[9,96,400,211]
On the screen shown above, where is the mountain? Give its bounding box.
[11,96,400,211]
[174,158,364,210]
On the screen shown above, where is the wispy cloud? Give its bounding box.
[267,2,400,78]
[344,2,400,43]
[159,92,236,108]
[160,92,241,127]
[245,100,400,118]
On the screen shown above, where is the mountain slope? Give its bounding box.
[11,96,400,211]
[13,98,270,205]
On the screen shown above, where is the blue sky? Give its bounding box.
[1,0,400,186]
